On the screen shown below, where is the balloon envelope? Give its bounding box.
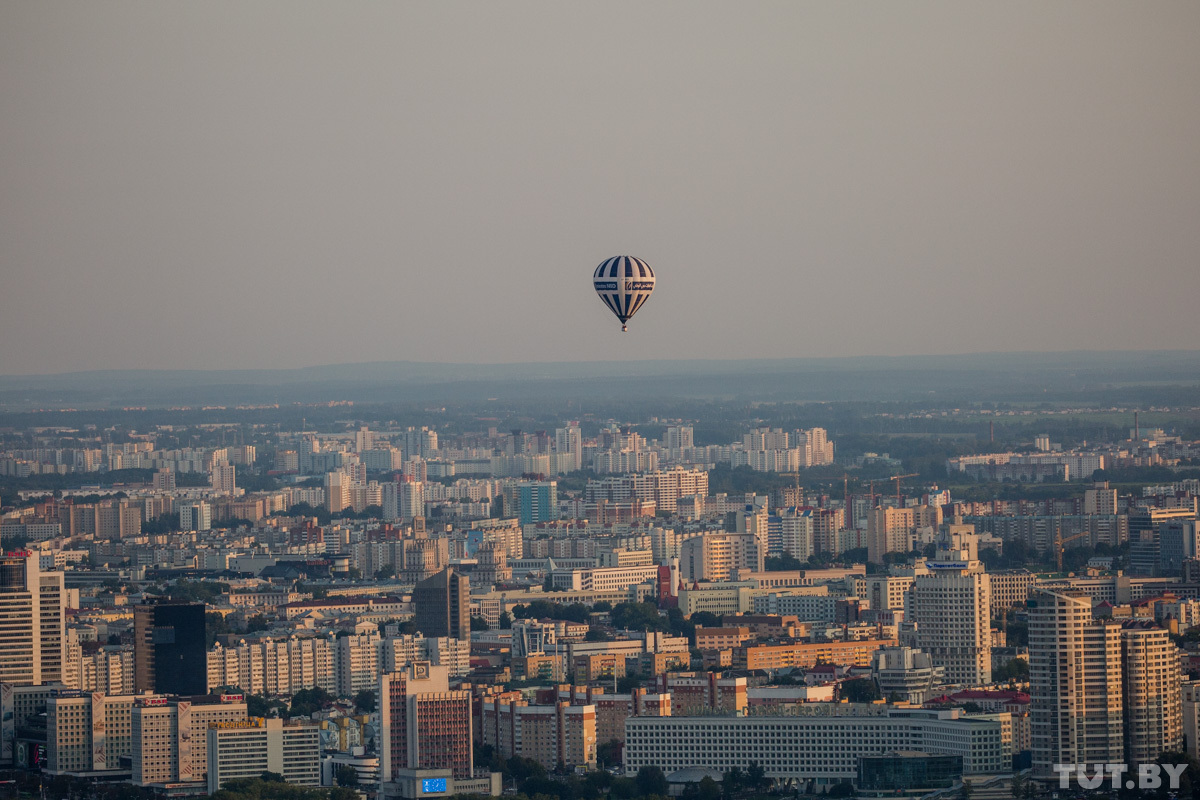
[593,256,655,331]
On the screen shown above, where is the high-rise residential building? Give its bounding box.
[399,478,425,521]
[355,426,375,453]
[210,463,237,495]
[337,630,383,697]
[178,500,212,532]
[1029,589,1124,775]
[1183,681,1200,763]
[1083,482,1118,515]
[1121,621,1183,764]
[913,558,992,686]
[665,425,694,452]
[679,533,763,582]
[152,468,176,491]
[402,427,438,460]
[867,507,916,564]
[413,569,470,639]
[206,636,336,696]
[383,477,425,521]
[206,718,321,793]
[134,601,207,696]
[778,507,814,560]
[505,481,558,526]
[0,552,65,686]
[380,664,472,784]
[326,471,351,513]
[555,424,583,472]
[131,695,247,789]
[76,648,135,694]
[479,697,597,769]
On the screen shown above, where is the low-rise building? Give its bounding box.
[206,717,321,793]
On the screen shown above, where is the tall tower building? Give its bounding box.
[379,663,472,783]
[209,463,236,495]
[413,568,470,639]
[1029,589,1124,775]
[0,553,65,685]
[134,601,208,696]
[555,424,583,472]
[913,558,992,685]
[355,426,374,453]
[866,507,915,564]
[1121,621,1183,764]
[178,501,212,532]
[399,478,425,521]
[505,482,558,526]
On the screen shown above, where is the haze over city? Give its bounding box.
[3,2,1200,375]
[6,5,1200,800]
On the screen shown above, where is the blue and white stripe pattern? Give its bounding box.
[593,256,656,331]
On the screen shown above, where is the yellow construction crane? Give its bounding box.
[889,473,919,505]
[1055,528,1092,573]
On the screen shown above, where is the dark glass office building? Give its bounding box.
[134,600,207,696]
[857,751,963,795]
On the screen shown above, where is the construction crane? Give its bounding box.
[778,472,805,508]
[889,473,919,505]
[1055,528,1092,573]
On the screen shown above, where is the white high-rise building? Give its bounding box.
[210,463,236,495]
[1121,621,1183,765]
[1029,589,1124,775]
[555,424,583,472]
[912,555,992,686]
[0,553,65,686]
[399,480,425,521]
[178,501,212,532]
[665,425,694,452]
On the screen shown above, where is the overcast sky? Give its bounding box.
[2,2,1198,375]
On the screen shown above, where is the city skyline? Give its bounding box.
[3,2,1200,374]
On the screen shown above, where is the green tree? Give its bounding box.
[1009,772,1025,800]
[636,766,669,798]
[207,612,232,648]
[597,739,623,769]
[470,615,490,632]
[696,776,722,800]
[289,687,333,718]
[353,690,376,714]
[840,677,881,703]
[335,765,359,787]
[746,761,768,793]
[499,611,513,629]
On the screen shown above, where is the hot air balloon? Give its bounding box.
[593,256,655,332]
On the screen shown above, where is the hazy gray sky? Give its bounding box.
[3,2,1199,375]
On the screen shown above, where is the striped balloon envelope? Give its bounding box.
[592,256,655,332]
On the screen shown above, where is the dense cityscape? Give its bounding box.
[3,392,1200,800]
[4,3,1197,800]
